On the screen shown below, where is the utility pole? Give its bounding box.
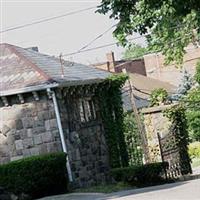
[59,53,65,78]
[122,69,149,163]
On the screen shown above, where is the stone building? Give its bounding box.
[0,43,111,187]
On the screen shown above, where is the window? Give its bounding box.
[79,98,96,123]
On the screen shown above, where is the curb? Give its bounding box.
[177,173,200,182]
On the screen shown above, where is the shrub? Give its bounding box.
[188,142,200,158]
[150,88,168,106]
[111,162,168,186]
[0,152,68,199]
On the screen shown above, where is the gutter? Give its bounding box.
[47,88,73,183]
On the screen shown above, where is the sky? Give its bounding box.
[1,0,145,64]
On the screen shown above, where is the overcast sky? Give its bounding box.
[1,0,145,64]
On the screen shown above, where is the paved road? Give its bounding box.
[38,179,200,200]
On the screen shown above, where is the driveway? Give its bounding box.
[38,179,200,200]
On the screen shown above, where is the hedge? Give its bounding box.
[0,152,68,199]
[111,162,169,186]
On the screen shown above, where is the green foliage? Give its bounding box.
[96,74,129,168]
[188,142,200,159]
[164,105,192,174]
[184,61,200,141]
[123,112,143,166]
[111,162,168,186]
[171,70,193,101]
[0,153,68,199]
[150,88,168,106]
[195,60,200,84]
[122,44,149,60]
[186,109,200,141]
[97,0,200,65]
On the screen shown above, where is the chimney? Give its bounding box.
[26,47,39,52]
[106,51,115,72]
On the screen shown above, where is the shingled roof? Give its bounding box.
[0,43,110,96]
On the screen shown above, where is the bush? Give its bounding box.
[111,162,168,186]
[0,152,68,199]
[188,142,200,158]
[150,88,169,106]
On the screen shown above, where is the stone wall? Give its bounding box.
[141,105,172,162]
[0,92,62,164]
[0,88,110,188]
[57,88,110,187]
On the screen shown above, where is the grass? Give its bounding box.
[74,182,133,193]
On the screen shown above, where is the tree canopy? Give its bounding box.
[122,44,149,60]
[185,61,200,141]
[97,0,200,65]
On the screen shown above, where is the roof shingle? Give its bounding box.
[0,43,110,96]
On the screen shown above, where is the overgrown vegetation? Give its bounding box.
[97,0,200,65]
[0,153,68,199]
[188,142,200,159]
[185,60,200,141]
[111,162,168,187]
[123,112,143,166]
[150,88,169,106]
[164,105,192,174]
[122,44,150,60]
[96,74,129,168]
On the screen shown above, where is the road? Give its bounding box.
[38,179,200,200]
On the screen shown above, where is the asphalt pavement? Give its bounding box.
[38,179,200,200]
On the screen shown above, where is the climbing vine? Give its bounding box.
[95,74,129,168]
[164,104,192,174]
[150,88,169,106]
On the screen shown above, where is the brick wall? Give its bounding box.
[115,59,146,75]
[144,47,200,86]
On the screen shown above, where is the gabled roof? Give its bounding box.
[129,73,176,99]
[0,43,110,96]
[122,73,177,110]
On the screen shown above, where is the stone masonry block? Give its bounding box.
[30,147,40,155]
[23,138,34,149]
[33,135,43,145]
[41,132,53,143]
[15,140,23,150]
[45,120,51,131]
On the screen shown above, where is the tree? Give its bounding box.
[122,44,149,60]
[171,69,193,101]
[185,61,200,141]
[97,0,200,65]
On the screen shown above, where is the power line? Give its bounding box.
[63,34,148,57]
[0,6,97,34]
[63,29,199,57]
[77,24,116,52]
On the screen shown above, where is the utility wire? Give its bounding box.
[63,34,148,57]
[63,30,198,57]
[77,24,117,52]
[0,6,96,33]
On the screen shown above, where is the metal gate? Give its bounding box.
[157,128,192,179]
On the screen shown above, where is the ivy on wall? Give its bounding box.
[164,105,192,174]
[123,112,143,166]
[95,74,129,168]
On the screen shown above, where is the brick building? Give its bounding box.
[0,43,111,187]
[91,51,146,76]
[144,46,200,86]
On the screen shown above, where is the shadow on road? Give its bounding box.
[105,181,188,200]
